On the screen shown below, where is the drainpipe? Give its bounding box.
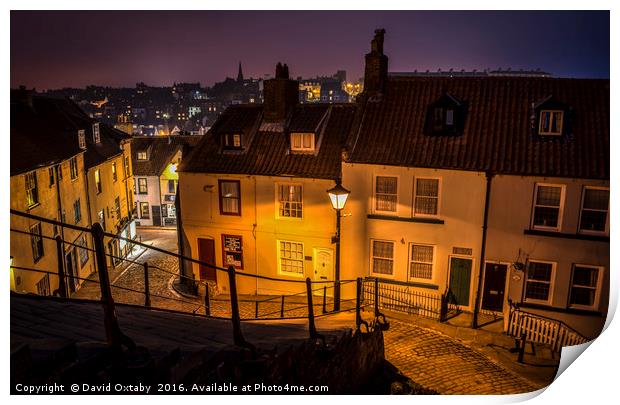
[472,171,494,329]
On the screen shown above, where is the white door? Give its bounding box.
[313,248,334,283]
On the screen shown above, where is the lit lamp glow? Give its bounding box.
[327,183,350,210]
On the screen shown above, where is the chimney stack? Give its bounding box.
[363,29,388,96]
[263,62,299,122]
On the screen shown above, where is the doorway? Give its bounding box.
[481,263,508,312]
[448,256,473,307]
[313,248,334,284]
[198,238,217,283]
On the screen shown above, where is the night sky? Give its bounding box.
[10,10,609,90]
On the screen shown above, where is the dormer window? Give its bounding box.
[78,130,86,149]
[425,93,465,135]
[223,134,242,149]
[290,132,315,152]
[538,110,564,136]
[137,151,148,161]
[92,123,101,143]
[432,107,456,132]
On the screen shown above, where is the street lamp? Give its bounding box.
[327,181,350,311]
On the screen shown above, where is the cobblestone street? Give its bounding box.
[74,227,550,395]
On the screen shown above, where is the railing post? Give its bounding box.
[518,332,526,363]
[306,278,318,339]
[55,236,68,298]
[374,277,380,318]
[322,285,327,314]
[255,300,259,318]
[204,284,211,316]
[355,277,364,331]
[440,291,448,322]
[280,295,285,318]
[143,262,151,307]
[227,265,249,348]
[91,223,133,350]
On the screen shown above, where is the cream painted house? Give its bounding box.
[179,64,357,295]
[10,94,96,295]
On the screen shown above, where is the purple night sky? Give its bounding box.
[10,10,609,90]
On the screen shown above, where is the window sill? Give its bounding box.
[524,229,609,242]
[27,203,41,211]
[368,214,444,225]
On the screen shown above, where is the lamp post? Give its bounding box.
[327,181,350,311]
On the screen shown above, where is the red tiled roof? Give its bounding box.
[348,77,609,180]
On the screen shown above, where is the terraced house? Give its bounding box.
[178,31,609,339]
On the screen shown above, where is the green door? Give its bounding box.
[449,257,473,306]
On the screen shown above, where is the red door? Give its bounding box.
[198,238,217,283]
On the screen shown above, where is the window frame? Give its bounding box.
[276,183,303,219]
[408,243,435,282]
[94,169,102,194]
[139,202,150,219]
[77,234,89,268]
[538,110,564,136]
[530,183,566,232]
[277,240,305,278]
[373,174,399,215]
[48,167,55,188]
[568,264,603,311]
[92,123,101,143]
[578,186,609,235]
[370,239,395,277]
[30,222,44,263]
[73,199,81,224]
[412,177,441,218]
[218,179,241,216]
[137,178,148,194]
[25,171,39,209]
[137,151,148,161]
[78,129,86,149]
[523,260,556,305]
[223,133,242,150]
[36,274,51,296]
[69,157,79,181]
[290,132,315,152]
[112,162,117,182]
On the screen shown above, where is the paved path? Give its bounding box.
[383,320,542,395]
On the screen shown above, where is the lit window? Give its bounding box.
[539,110,564,135]
[524,261,555,304]
[124,156,130,177]
[73,199,81,224]
[112,162,117,182]
[531,184,564,231]
[279,240,304,276]
[30,222,44,262]
[25,171,39,208]
[278,184,303,218]
[569,265,602,309]
[93,123,101,143]
[94,169,102,194]
[78,130,86,149]
[371,240,394,275]
[137,151,148,161]
[137,178,148,194]
[414,178,440,216]
[70,157,78,180]
[219,180,241,215]
[140,202,150,219]
[409,244,434,280]
[579,187,609,234]
[223,134,242,149]
[114,197,121,220]
[375,176,397,213]
[290,133,315,152]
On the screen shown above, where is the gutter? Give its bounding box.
[472,171,494,329]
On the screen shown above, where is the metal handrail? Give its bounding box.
[508,302,589,342]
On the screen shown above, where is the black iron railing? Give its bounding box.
[10,209,378,352]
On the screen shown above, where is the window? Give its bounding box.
[137,178,148,194]
[371,240,394,275]
[290,133,315,152]
[77,234,89,267]
[30,222,44,262]
[70,157,78,180]
[579,187,609,234]
[432,107,455,132]
[98,209,106,230]
[114,197,121,220]
[278,184,303,218]
[222,235,244,269]
[409,244,434,280]
[73,199,81,224]
[278,241,304,276]
[112,162,117,182]
[94,169,102,194]
[223,134,242,149]
[569,265,602,309]
[531,184,565,231]
[219,180,241,215]
[414,178,440,216]
[140,202,150,219]
[524,261,555,304]
[375,176,398,213]
[137,151,148,161]
[538,110,564,135]
[92,123,101,143]
[36,274,51,296]
[57,164,63,180]
[124,156,130,177]
[168,179,175,194]
[48,167,55,187]
[78,129,86,149]
[25,171,39,208]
